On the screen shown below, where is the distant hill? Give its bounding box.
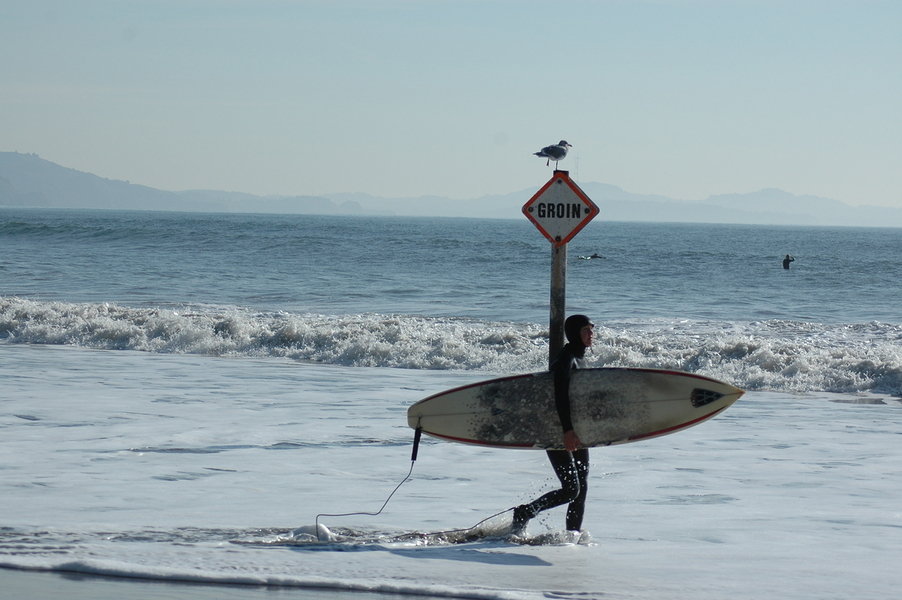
[0,152,361,215]
[328,183,902,227]
[2,151,900,227]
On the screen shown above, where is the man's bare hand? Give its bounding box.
[563,429,583,452]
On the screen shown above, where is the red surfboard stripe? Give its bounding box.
[627,405,729,441]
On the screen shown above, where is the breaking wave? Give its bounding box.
[2,296,900,396]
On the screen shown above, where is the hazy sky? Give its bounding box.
[3,0,900,207]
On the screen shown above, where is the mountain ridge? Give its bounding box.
[1,151,899,227]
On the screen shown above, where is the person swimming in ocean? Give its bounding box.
[783,254,795,269]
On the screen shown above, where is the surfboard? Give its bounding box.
[407,368,743,449]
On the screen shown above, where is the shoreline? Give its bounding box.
[0,567,434,600]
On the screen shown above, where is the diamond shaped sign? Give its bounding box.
[522,170,599,246]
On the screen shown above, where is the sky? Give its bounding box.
[2,0,901,208]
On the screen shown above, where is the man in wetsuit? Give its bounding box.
[512,314,594,533]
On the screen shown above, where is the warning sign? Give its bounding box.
[522,170,599,246]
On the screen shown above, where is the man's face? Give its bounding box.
[580,325,594,348]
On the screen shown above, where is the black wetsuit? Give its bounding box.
[521,342,590,531]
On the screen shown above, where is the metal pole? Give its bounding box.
[549,240,567,368]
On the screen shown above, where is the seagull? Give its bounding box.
[534,140,572,166]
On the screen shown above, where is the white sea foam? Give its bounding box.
[3,296,900,395]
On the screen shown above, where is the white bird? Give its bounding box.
[534,140,572,167]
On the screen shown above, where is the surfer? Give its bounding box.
[512,314,594,534]
[782,254,795,269]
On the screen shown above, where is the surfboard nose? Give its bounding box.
[691,383,745,407]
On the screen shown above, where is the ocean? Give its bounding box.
[1,207,901,599]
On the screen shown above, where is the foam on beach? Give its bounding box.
[3,296,900,395]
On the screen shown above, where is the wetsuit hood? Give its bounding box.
[564,314,594,355]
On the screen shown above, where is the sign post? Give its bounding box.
[522,170,599,366]
[548,243,567,365]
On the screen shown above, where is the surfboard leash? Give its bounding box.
[313,428,423,539]
[313,427,515,542]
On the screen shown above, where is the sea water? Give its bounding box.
[1,208,901,599]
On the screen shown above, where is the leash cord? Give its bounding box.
[314,459,416,530]
[313,428,514,541]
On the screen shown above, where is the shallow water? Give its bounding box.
[2,344,900,599]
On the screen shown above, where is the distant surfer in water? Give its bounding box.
[512,314,594,534]
[783,254,795,269]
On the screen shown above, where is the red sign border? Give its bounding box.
[522,170,600,246]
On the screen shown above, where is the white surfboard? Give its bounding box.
[407,368,744,449]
